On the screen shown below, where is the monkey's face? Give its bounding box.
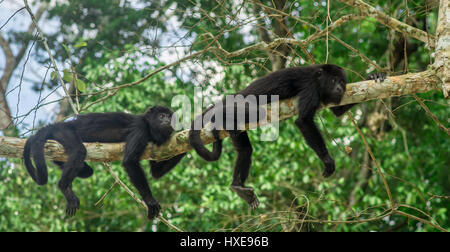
[157,112,173,128]
[330,77,347,98]
[146,106,175,133]
[316,65,347,105]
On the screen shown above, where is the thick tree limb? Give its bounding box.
[0,70,441,163]
[434,0,450,97]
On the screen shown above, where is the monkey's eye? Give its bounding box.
[159,114,165,119]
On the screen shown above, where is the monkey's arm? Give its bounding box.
[295,115,335,178]
[295,94,335,178]
[123,127,161,220]
[330,103,357,117]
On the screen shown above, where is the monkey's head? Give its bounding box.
[145,106,175,145]
[314,64,348,105]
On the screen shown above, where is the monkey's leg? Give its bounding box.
[53,161,93,179]
[330,104,356,117]
[150,153,186,179]
[295,115,335,178]
[77,163,94,178]
[123,132,161,220]
[53,128,87,217]
[229,131,259,210]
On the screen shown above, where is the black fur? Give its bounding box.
[188,65,350,208]
[150,153,187,179]
[189,105,223,162]
[23,106,174,219]
[157,65,385,209]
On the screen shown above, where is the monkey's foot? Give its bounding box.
[146,200,161,220]
[230,185,259,210]
[65,197,80,217]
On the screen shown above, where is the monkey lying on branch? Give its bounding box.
[155,64,385,209]
[23,106,175,220]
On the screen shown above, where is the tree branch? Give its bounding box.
[338,0,435,48]
[0,70,441,162]
[434,0,450,97]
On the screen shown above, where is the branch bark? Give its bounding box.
[0,70,440,162]
[434,0,450,97]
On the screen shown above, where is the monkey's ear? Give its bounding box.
[144,107,154,120]
[146,106,155,115]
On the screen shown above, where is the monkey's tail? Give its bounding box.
[23,126,52,185]
[189,116,222,162]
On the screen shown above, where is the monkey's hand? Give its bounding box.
[322,155,336,178]
[146,199,161,220]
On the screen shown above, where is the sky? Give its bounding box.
[1,0,65,135]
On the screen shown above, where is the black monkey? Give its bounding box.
[23,106,174,219]
[148,106,223,179]
[187,65,385,209]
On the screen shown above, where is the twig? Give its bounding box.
[102,162,184,232]
[95,181,117,206]
[338,0,435,48]
[394,210,448,232]
[330,34,385,72]
[412,94,449,136]
[23,0,78,115]
[347,112,395,208]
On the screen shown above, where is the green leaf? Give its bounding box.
[50,71,57,80]
[63,69,73,83]
[75,79,87,93]
[62,44,70,54]
[74,41,87,48]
